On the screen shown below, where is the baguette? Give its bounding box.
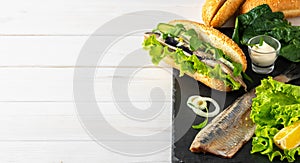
[202,0,245,27]
[240,0,300,18]
[143,20,248,92]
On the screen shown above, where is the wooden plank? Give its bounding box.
[0,0,202,35]
[0,141,171,163]
[0,36,172,67]
[0,36,87,66]
[0,68,172,101]
[0,102,171,141]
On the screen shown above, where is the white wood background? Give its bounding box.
[1,0,299,162]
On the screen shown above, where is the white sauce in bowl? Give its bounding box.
[250,41,277,66]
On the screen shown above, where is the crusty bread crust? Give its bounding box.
[210,0,245,27]
[240,0,300,18]
[202,0,226,26]
[202,0,245,27]
[168,20,247,71]
[163,56,231,92]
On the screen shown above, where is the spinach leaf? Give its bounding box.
[280,41,300,62]
[232,4,273,43]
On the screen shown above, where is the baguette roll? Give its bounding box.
[240,0,300,18]
[202,0,245,27]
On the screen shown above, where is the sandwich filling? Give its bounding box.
[143,23,246,90]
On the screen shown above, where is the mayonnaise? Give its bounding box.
[250,41,277,67]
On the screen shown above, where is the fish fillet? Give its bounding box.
[189,89,256,158]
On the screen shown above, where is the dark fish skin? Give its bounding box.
[190,89,256,158]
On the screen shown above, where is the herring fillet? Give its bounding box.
[189,89,256,158]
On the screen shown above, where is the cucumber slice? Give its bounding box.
[157,23,184,36]
[157,23,175,34]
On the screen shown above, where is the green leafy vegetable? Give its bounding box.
[169,49,194,76]
[187,101,208,130]
[142,35,167,65]
[186,54,208,75]
[232,62,243,77]
[259,36,264,46]
[156,23,186,37]
[242,71,253,83]
[192,107,208,129]
[189,35,203,51]
[250,77,300,162]
[232,4,300,62]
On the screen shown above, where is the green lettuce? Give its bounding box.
[232,4,300,62]
[250,77,300,162]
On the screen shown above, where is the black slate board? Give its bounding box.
[172,28,300,163]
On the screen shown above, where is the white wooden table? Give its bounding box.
[1,0,299,162]
[0,0,199,162]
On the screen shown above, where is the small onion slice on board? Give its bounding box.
[187,95,220,129]
[187,95,220,117]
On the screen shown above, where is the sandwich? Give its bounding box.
[142,20,248,92]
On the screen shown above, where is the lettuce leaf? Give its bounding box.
[250,77,300,162]
[143,35,165,65]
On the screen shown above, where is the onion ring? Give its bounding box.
[187,95,220,117]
